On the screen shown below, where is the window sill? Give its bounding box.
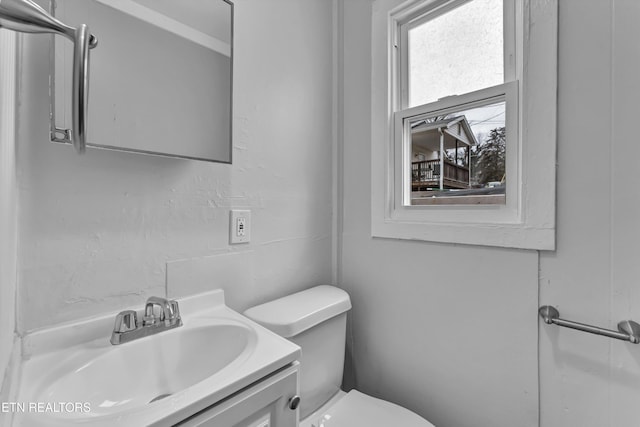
[372,219,555,250]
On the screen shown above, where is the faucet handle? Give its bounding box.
[169,300,182,325]
[113,310,137,333]
[169,300,180,318]
[143,310,157,326]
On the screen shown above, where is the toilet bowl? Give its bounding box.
[300,389,432,427]
[244,285,435,427]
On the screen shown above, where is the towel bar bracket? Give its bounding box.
[51,127,71,143]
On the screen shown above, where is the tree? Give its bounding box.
[472,127,505,185]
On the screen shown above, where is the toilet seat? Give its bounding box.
[308,389,435,427]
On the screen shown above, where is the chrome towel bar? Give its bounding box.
[0,0,98,154]
[539,306,640,344]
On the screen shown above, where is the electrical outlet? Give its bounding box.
[229,210,251,244]
[237,217,246,236]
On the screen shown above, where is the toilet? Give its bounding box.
[244,285,435,427]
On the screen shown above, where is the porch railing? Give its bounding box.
[412,159,470,188]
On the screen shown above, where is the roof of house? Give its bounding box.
[410,115,479,152]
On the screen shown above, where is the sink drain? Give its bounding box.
[149,393,172,403]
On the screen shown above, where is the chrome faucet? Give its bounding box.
[144,296,176,326]
[110,296,183,345]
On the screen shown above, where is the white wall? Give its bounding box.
[15,0,334,333]
[339,2,538,427]
[539,1,640,426]
[0,31,17,396]
[340,1,640,427]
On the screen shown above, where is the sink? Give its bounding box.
[35,320,257,419]
[11,290,300,427]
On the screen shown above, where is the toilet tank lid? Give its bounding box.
[243,285,352,338]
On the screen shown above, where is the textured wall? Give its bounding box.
[0,31,17,396]
[339,2,538,426]
[341,1,640,427]
[15,0,334,333]
[539,1,640,426]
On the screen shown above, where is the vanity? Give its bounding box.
[8,290,301,426]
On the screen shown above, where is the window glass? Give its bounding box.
[408,100,506,205]
[408,0,504,107]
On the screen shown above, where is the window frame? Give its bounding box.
[371,0,557,250]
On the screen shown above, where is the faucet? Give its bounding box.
[144,296,176,326]
[110,296,183,345]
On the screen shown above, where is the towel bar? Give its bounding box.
[0,0,97,154]
[539,306,640,344]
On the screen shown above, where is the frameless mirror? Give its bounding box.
[50,0,233,162]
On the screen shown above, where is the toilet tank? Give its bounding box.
[243,285,352,420]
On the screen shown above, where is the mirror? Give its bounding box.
[50,0,233,163]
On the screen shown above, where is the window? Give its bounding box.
[398,0,514,206]
[402,96,510,206]
[371,0,557,249]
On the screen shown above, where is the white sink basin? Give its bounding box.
[38,321,256,418]
[11,290,300,427]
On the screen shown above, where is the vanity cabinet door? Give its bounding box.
[176,364,299,427]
